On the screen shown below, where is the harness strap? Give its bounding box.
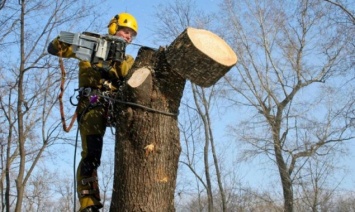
[98,94,179,117]
[81,176,98,185]
[79,189,99,196]
[76,87,118,127]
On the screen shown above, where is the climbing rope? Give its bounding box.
[58,43,77,133]
[97,93,178,117]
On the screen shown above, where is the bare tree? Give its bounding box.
[54,176,76,212]
[0,0,106,211]
[177,83,229,212]
[334,192,355,212]
[220,0,354,211]
[22,166,56,211]
[191,84,228,211]
[293,157,339,212]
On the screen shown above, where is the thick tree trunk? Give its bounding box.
[110,27,237,211]
[274,141,294,212]
[110,47,185,211]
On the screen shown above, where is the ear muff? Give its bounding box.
[108,15,119,35]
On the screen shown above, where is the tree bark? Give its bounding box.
[275,141,294,212]
[110,27,237,211]
[166,27,237,87]
[110,47,185,211]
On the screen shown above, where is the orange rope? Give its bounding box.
[58,43,77,132]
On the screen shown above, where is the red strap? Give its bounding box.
[57,43,77,132]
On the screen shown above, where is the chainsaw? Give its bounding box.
[58,31,126,63]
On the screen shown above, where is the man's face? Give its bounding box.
[115,27,136,43]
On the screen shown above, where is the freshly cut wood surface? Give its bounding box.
[166,27,237,87]
[188,27,237,66]
[126,67,152,105]
[127,67,151,88]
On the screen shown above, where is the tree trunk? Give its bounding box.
[110,47,185,211]
[275,142,294,212]
[15,1,26,211]
[110,27,237,211]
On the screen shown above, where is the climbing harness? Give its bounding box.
[70,86,178,123]
[72,87,119,126]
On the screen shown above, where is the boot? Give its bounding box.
[80,205,101,212]
[78,170,103,211]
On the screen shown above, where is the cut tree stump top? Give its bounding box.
[188,27,237,67]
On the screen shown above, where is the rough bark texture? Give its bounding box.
[110,47,185,212]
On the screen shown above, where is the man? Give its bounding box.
[47,13,138,212]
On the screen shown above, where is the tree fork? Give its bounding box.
[110,28,237,211]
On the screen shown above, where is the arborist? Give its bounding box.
[47,12,138,212]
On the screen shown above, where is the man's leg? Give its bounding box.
[77,135,103,211]
[77,104,106,211]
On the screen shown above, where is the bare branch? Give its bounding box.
[323,0,355,24]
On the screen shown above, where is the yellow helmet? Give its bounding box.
[108,13,138,36]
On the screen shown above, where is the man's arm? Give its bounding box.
[47,37,76,58]
[119,55,134,78]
